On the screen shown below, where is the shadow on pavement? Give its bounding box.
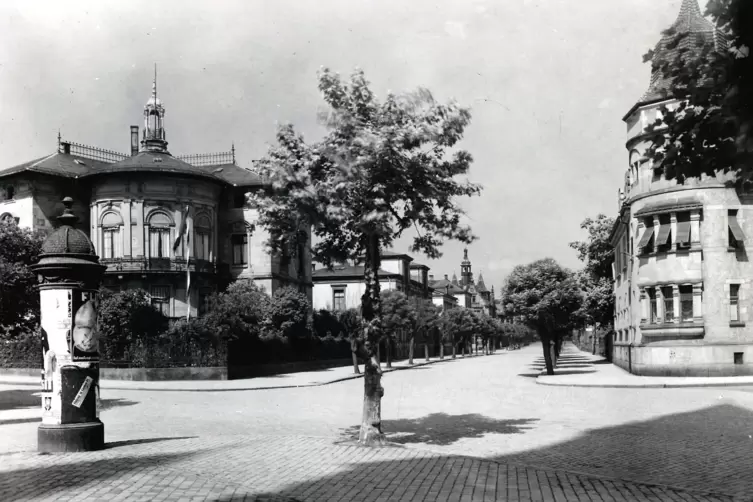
[339,413,538,446]
[267,403,747,501]
[106,436,198,449]
[0,389,41,411]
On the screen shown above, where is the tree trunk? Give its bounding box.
[377,344,381,368]
[385,336,392,368]
[351,338,360,374]
[550,341,557,369]
[358,232,386,446]
[541,336,554,375]
[440,343,445,360]
[424,342,429,362]
[452,342,456,359]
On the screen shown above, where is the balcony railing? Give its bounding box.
[101,257,216,275]
[176,151,235,167]
[59,141,129,164]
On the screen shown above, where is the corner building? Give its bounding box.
[611,0,751,376]
[0,76,311,318]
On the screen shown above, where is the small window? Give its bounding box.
[648,288,658,324]
[5,186,14,200]
[730,284,741,322]
[231,234,248,265]
[656,214,672,253]
[662,286,674,323]
[729,210,745,249]
[333,289,346,311]
[680,285,693,322]
[151,286,171,317]
[734,352,744,365]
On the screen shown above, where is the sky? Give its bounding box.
[0,0,689,292]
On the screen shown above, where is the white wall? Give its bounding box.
[312,279,400,311]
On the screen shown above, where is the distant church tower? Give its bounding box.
[460,248,473,287]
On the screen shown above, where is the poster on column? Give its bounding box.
[40,289,72,355]
[70,289,100,362]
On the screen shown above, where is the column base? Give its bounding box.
[38,421,104,453]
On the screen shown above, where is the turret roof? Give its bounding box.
[629,0,726,114]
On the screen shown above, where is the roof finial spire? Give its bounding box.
[231,142,236,164]
[152,63,157,99]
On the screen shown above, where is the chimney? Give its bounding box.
[444,274,448,281]
[311,264,316,273]
[61,142,71,155]
[429,274,434,281]
[130,126,139,156]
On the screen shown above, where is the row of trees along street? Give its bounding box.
[499,214,615,376]
[0,69,535,448]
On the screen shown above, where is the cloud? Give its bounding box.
[444,21,466,40]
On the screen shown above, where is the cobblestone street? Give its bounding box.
[2,344,753,501]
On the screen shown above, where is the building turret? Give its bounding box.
[142,65,168,153]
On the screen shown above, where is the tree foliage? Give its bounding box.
[570,214,615,328]
[0,220,44,339]
[380,290,416,335]
[250,67,481,288]
[501,258,582,338]
[98,289,168,361]
[643,0,753,182]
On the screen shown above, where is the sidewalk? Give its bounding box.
[0,352,498,391]
[536,344,753,388]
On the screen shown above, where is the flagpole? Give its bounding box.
[186,212,191,322]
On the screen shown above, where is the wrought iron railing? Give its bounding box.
[101,257,216,274]
[176,151,235,167]
[59,141,129,164]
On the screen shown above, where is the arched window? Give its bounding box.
[194,214,212,261]
[100,211,123,259]
[0,212,17,225]
[148,211,172,259]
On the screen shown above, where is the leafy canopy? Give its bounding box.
[501,258,583,336]
[0,220,45,339]
[250,67,482,268]
[643,0,753,183]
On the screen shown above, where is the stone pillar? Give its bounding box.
[672,284,680,323]
[653,215,661,253]
[639,288,648,323]
[690,209,701,250]
[670,212,678,252]
[693,283,704,323]
[32,198,106,452]
[122,199,132,257]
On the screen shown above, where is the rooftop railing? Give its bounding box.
[176,151,235,167]
[59,141,129,164]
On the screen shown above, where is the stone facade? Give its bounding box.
[610,0,753,376]
[0,78,311,318]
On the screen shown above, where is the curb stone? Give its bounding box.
[0,351,508,392]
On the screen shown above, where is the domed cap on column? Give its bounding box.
[40,197,96,256]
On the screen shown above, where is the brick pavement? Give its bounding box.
[0,434,736,501]
[2,345,753,501]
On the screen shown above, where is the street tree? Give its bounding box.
[569,214,615,329]
[412,300,440,364]
[501,258,582,375]
[338,308,363,374]
[642,0,753,182]
[251,68,481,445]
[380,290,416,368]
[0,220,44,339]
